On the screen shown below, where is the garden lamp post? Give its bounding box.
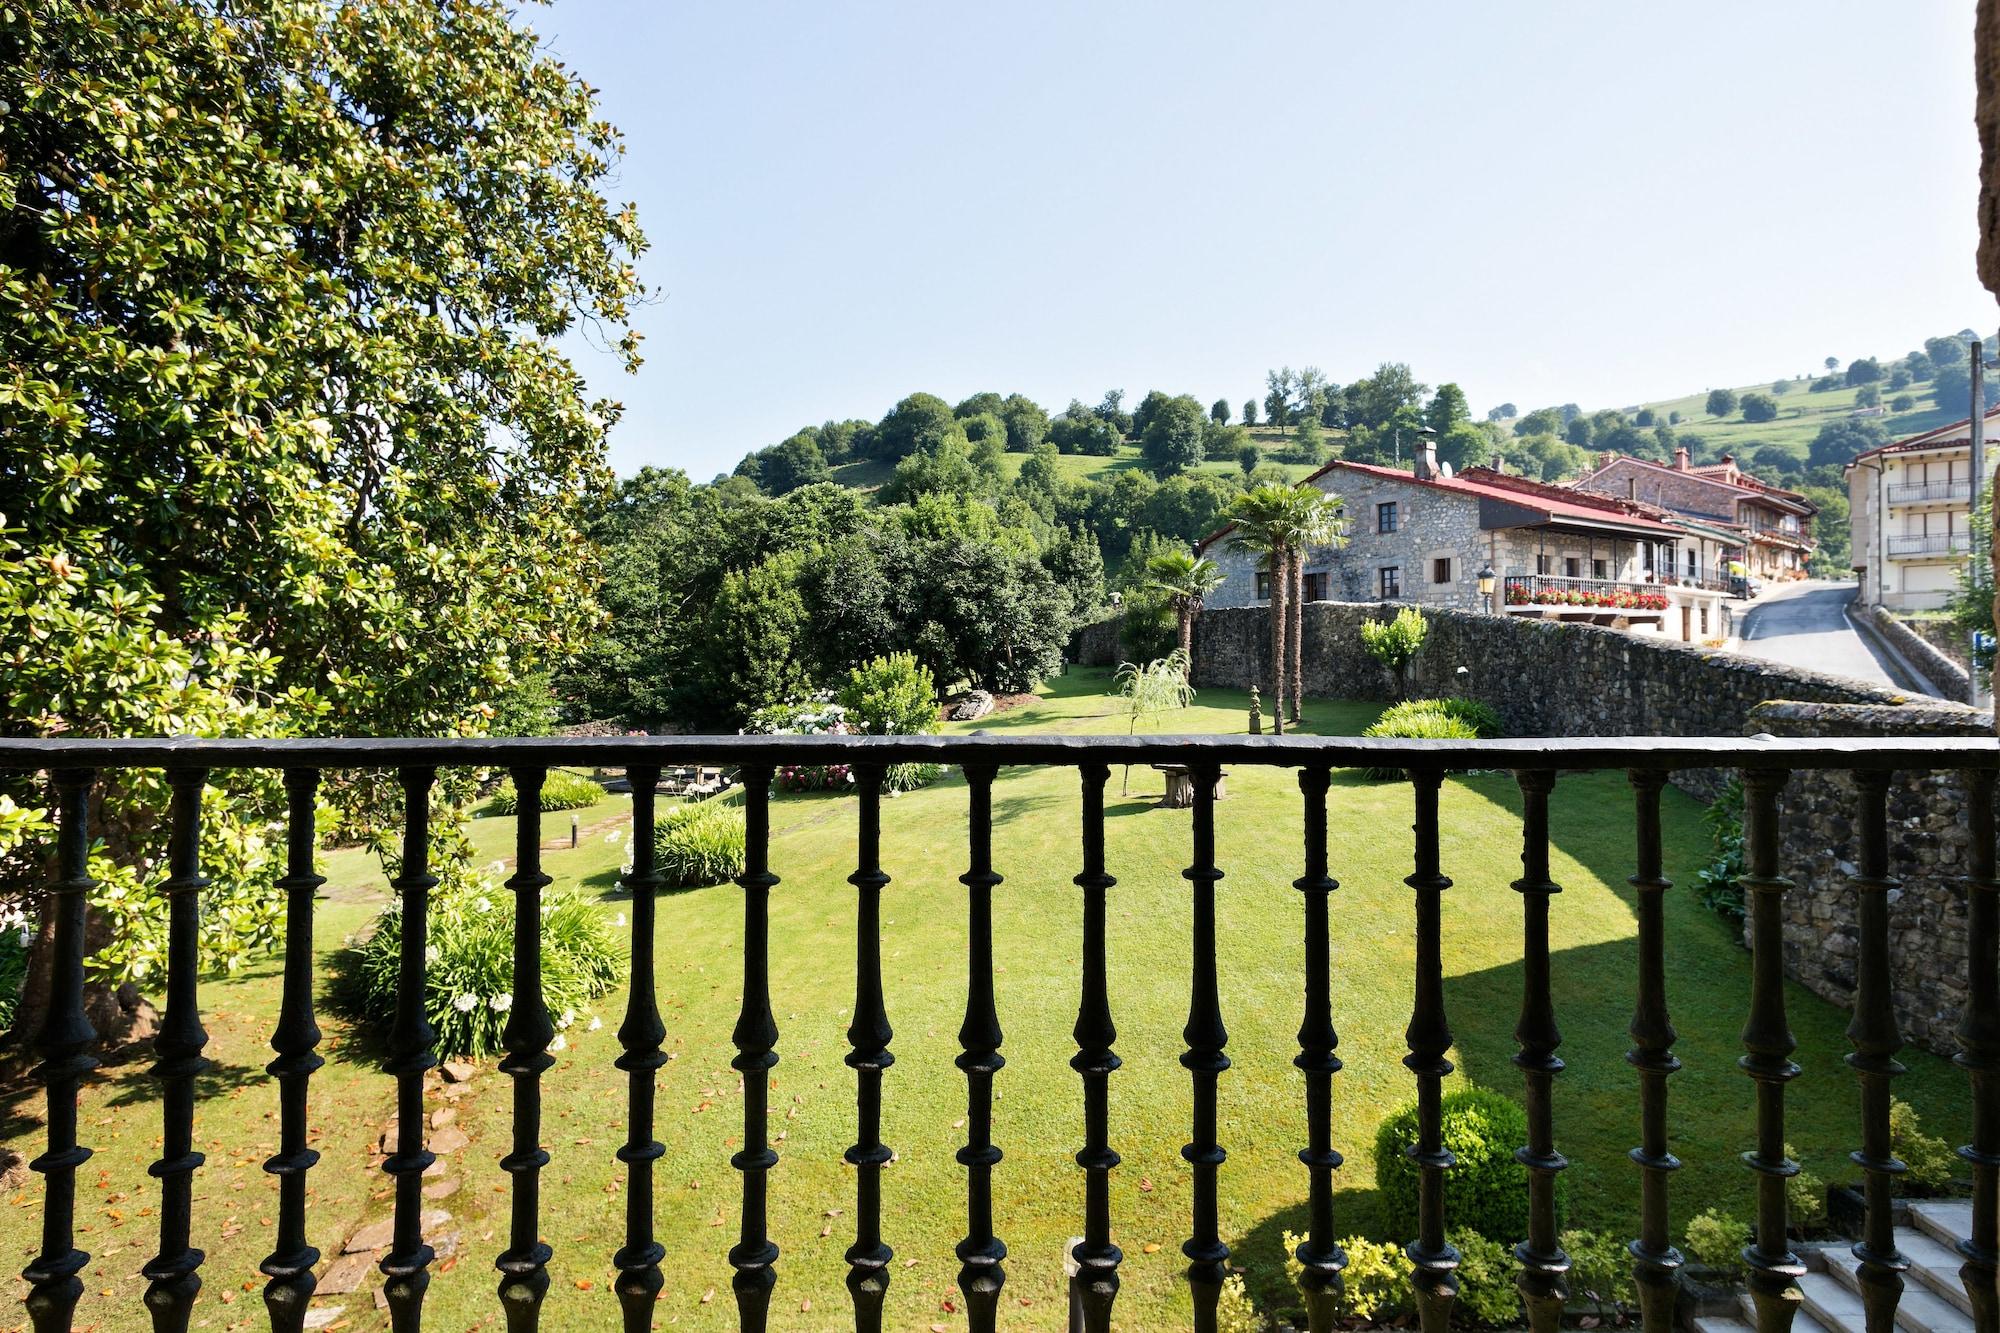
[1478,563,1497,615]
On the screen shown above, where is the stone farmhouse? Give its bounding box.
[1196,439,1731,643]
[1573,447,1818,582]
[1846,406,2000,611]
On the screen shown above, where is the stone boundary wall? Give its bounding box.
[1872,606,1972,703]
[1751,701,1992,1055]
[1906,615,1972,669]
[1184,602,1933,788]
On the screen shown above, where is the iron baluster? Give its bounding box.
[22,770,98,1333]
[845,764,895,1330]
[614,766,667,1332]
[1959,768,1999,1333]
[498,768,556,1331]
[142,768,210,1333]
[1181,763,1231,1333]
[1512,770,1570,1333]
[1070,762,1122,1333]
[729,766,780,1328]
[1404,767,1460,1333]
[1293,764,1346,1333]
[380,767,439,1333]
[261,769,327,1333]
[1847,770,1910,1333]
[1739,768,1804,1333]
[956,763,1007,1330]
[1625,769,1683,1333]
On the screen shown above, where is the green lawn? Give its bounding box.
[1,672,1974,1332]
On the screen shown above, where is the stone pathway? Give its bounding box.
[307,1060,480,1315]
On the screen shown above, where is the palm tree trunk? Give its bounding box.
[1288,547,1305,723]
[1268,551,1287,736]
[1177,598,1194,659]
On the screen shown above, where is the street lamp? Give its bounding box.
[1477,564,1496,597]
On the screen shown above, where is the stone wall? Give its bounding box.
[1904,614,1972,669]
[1873,606,1973,703]
[1750,701,1992,1055]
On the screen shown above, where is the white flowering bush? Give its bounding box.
[0,898,31,1034]
[745,697,854,791]
[343,873,624,1061]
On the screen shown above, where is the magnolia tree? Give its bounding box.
[0,0,646,1045]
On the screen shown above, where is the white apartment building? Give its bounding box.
[1846,409,2000,611]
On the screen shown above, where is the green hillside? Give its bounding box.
[1614,378,1957,467]
[829,427,1326,494]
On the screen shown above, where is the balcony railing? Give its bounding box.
[1888,481,1973,506]
[5,732,1999,1333]
[1888,533,1972,558]
[1504,574,1671,612]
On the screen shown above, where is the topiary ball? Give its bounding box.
[1372,1086,1565,1246]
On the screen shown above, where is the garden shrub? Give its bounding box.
[0,906,28,1035]
[346,879,623,1061]
[1562,1227,1634,1313]
[487,769,604,815]
[1376,1087,1559,1246]
[1214,1272,1263,1333]
[838,652,945,793]
[655,794,747,888]
[747,697,855,791]
[1284,1231,1412,1322]
[1449,1228,1521,1327]
[1360,605,1429,697]
[1682,1208,1750,1276]
[1696,778,1746,921]
[1786,1143,1827,1231]
[1891,1097,1959,1195]
[1360,698,1490,780]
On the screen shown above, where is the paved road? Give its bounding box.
[1735,580,1914,692]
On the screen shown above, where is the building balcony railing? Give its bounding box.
[1504,574,1671,612]
[5,731,1999,1333]
[1887,533,1972,558]
[1888,480,1973,506]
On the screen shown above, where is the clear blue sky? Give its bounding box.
[540,1,1996,481]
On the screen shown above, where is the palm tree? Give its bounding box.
[1276,488,1348,723]
[1144,549,1225,659]
[1225,485,1299,735]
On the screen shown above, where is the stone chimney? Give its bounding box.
[1490,451,1506,473]
[1414,435,1438,481]
[1598,450,1614,471]
[1674,445,1691,471]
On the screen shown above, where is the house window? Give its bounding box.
[1592,559,1607,579]
[1700,606,1710,636]
[1536,554,1551,575]
[1377,502,1398,534]
[1304,572,1329,602]
[1431,557,1453,585]
[1685,549,1696,579]
[1255,571,1270,601]
[1379,566,1401,598]
[1564,557,1581,578]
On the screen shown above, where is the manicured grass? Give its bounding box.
[1,673,1973,1332]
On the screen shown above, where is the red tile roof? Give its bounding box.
[1195,458,1680,551]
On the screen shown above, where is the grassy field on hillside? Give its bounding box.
[1,673,1974,1331]
[1615,377,1959,465]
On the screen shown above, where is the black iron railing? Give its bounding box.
[6,732,1999,1333]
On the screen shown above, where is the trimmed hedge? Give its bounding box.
[1374,1087,1563,1246]
[488,769,605,815]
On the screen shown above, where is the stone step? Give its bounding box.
[1821,1230,1975,1319]
[1824,1232,1976,1328]
[1737,1289,1837,1333]
[1694,1316,1757,1333]
[1794,1268,1872,1333]
[1908,1201,1976,1256]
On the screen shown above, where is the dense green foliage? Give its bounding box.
[0,0,643,1004]
[1683,1208,1751,1276]
[653,796,747,889]
[487,771,605,816]
[344,878,624,1061]
[1369,696,1502,739]
[1359,605,1430,697]
[1375,1088,1560,1245]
